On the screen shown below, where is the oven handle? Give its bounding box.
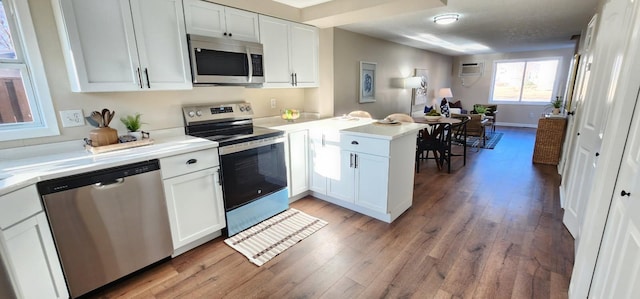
[219,136,285,155]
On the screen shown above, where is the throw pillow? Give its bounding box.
[440,99,451,117]
[449,100,463,109]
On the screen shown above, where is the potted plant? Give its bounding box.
[120,113,145,140]
[474,105,487,117]
[549,97,563,115]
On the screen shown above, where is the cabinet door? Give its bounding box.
[55,0,141,91]
[355,153,389,213]
[259,15,293,87]
[1,213,68,299]
[130,0,191,90]
[288,130,309,197]
[290,23,319,87]
[163,167,226,250]
[308,130,327,194]
[183,0,226,37]
[327,150,356,203]
[224,7,260,42]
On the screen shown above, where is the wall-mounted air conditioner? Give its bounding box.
[459,62,484,77]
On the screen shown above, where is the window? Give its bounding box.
[0,0,58,141]
[490,58,561,104]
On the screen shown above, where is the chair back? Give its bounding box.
[386,113,414,123]
[347,110,372,118]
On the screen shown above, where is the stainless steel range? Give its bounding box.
[183,102,288,236]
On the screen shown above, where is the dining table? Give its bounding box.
[413,116,467,173]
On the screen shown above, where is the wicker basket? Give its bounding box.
[533,117,567,165]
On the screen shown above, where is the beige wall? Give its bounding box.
[333,28,453,119]
[452,48,576,126]
[1,0,314,149]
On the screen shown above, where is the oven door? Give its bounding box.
[219,137,287,211]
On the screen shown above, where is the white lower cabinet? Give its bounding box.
[286,130,309,199]
[311,132,415,222]
[0,186,68,299]
[160,149,225,256]
[309,128,341,194]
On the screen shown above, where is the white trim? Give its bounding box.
[495,121,538,128]
[0,0,59,142]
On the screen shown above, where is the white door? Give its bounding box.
[355,153,389,213]
[183,0,226,37]
[308,130,327,194]
[562,0,633,239]
[327,150,355,202]
[288,130,309,197]
[58,0,141,91]
[131,0,191,90]
[290,23,319,87]
[259,15,293,87]
[1,213,69,299]
[589,85,640,298]
[163,167,225,251]
[224,7,260,42]
[560,14,597,190]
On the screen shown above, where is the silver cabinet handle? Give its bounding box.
[217,168,223,186]
[350,153,354,168]
[354,154,358,168]
[294,73,298,86]
[186,159,197,165]
[291,73,295,86]
[351,140,359,145]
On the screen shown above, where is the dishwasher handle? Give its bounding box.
[94,178,125,189]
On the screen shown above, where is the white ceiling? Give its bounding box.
[274,0,600,56]
[272,0,333,9]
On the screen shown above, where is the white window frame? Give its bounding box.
[488,57,563,105]
[0,0,58,141]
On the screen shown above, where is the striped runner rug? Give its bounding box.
[224,208,328,266]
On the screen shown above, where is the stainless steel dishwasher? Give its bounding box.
[37,159,172,298]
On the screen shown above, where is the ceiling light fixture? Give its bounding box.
[433,13,459,25]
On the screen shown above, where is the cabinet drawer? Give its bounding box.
[341,135,390,157]
[160,148,220,179]
[0,185,42,230]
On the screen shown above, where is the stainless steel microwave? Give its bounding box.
[187,34,264,85]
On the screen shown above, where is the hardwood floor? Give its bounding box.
[91,126,574,299]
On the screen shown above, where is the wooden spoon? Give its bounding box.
[91,111,103,127]
[102,109,110,127]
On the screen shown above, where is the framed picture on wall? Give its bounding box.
[359,61,376,103]
[412,69,429,106]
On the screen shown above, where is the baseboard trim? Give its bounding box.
[495,122,538,128]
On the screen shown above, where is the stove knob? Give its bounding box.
[245,105,252,112]
[239,106,245,112]
[196,110,203,116]
[188,111,196,118]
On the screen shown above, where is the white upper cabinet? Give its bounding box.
[54,0,191,92]
[259,15,319,88]
[183,0,260,42]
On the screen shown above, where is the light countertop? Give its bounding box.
[341,122,428,140]
[0,129,217,196]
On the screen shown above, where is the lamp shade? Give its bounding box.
[439,88,453,98]
[403,77,422,89]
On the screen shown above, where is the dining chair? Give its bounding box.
[347,110,372,118]
[416,124,446,172]
[386,113,414,123]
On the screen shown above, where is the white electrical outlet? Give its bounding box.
[270,98,277,108]
[59,109,85,127]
